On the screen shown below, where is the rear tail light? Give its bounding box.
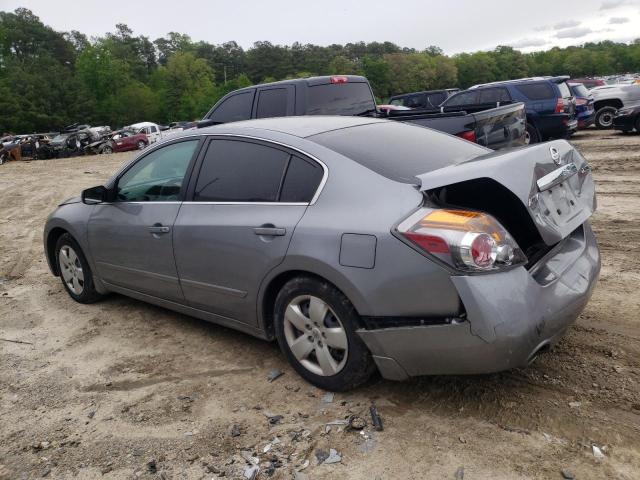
[455,130,477,143]
[575,98,588,106]
[396,208,526,272]
[330,76,348,84]
[555,98,565,113]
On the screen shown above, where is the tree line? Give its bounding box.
[1,8,640,133]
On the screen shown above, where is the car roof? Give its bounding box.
[470,76,569,89]
[195,116,387,139]
[223,75,369,94]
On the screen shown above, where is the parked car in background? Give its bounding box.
[128,122,162,143]
[44,116,600,390]
[571,78,605,90]
[590,84,640,129]
[568,83,595,129]
[86,130,148,154]
[387,89,460,109]
[613,102,640,133]
[38,129,99,159]
[454,76,577,144]
[201,75,525,150]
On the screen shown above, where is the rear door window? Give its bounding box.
[426,92,447,106]
[557,81,572,99]
[256,88,288,118]
[515,83,555,100]
[208,91,255,123]
[194,139,289,202]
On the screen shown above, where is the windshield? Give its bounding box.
[306,82,376,116]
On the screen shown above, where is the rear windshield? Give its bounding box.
[309,122,487,184]
[570,84,590,98]
[306,83,376,116]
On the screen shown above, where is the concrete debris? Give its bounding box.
[230,424,241,437]
[267,369,284,382]
[243,465,259,479]
[324,449,342,464]
[322,392,334,403]
[592,445,605,458]
[561,470,575,479]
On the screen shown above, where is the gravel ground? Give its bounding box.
[0,129,639,479]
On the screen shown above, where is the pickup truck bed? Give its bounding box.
[200,76,526,150]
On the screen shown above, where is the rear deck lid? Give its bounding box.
[417,140,596,245]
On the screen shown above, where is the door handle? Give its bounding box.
[148,224,170,234]
[253,226,286,236]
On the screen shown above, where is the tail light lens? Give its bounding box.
[396,208,527,272]
[330,76,348,84]
[555,98,565,113]
[575,98,588,106]
[455,130,477,143]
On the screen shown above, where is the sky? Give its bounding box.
[1,0,639,54]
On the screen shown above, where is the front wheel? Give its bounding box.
[274,277,375,391]
[137,140,146,150]
[595,106,617,129]
[101,145,113,154]
[55,233,104,304]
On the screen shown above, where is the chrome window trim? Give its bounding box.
[109,132,329,206]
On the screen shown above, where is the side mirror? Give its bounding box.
[81,185,109,204]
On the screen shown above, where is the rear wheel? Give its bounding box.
[274,277,375,391]
[524,123,540,144]
[595,106,617,129]
[55,233,104,304]
[101,145,113,154]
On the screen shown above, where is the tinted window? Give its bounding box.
[515,83,554,100]
[570,84,590,98]
[280,155,324,203]
[442,91,479,107]
[307,83,376,115]
[557,81,571,98]
[426,92,447,106]
[194,140,289,202]
[116,140,198,202]
[256,88,288,118]
[478,88,511,103]
[311,122,487,184]
[150,126,158,133]
[208,91,254,123]
[404,94,426,108]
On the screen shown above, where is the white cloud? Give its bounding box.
[509,38,548,48]
[600,0,630,10]
[553,20,581,30]
[556,27,593,39]
[608,17,630,24]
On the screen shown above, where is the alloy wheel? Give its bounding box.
[283,295,348,376]
[58,245,84,295]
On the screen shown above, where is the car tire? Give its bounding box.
[102,145,113,154]
[274,276,376,391]
[635,116,640,134]
[137,140,146,150]
[0,152,7,165]
[595,106,617,129]
[525,123,540,144]
[55,233,104,304]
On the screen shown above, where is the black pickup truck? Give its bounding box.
[201,75,526,150]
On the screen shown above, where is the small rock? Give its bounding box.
[147,460,157,474]
[458,436,466,444]
[230,424,241,437]
[184,431,193,436]
[268,415,283,425]
[454,466,464,480]
[296,459,310,471]
[293,472,309,480]
[561,470,575,479]
[568,401,581,408]
[240,451,259,466]
[321,392,334,403]
[87,411,96,419]
[592,445,605,458]
[267,369,284,382]
[315,449,329,464]
[243,465,259,479]
[349,416,366,430]
[324,448,341,464]
[100,465,112,475]
[41,467,51,478]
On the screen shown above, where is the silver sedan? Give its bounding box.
[44,117,600,391]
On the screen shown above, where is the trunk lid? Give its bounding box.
[417,140,596,246]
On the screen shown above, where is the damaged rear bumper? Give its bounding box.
[357,222,600,381]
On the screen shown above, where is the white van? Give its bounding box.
[127,122,162,143]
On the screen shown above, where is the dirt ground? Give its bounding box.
[0,129,639,480]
